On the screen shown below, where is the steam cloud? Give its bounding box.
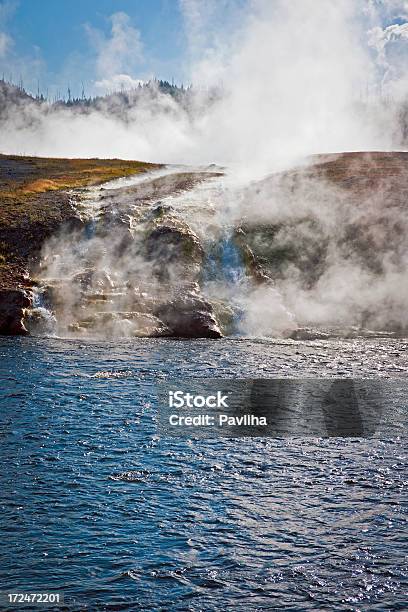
[1,0,408,169]
[3,0,408,337]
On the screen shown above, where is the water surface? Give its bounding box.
[0,337,407,610]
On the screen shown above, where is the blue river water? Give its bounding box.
[0,336,407,611]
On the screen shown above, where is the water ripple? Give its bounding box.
[0,336,407,610]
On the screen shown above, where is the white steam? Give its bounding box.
[235,158,408,333]
[85,11,144,86]
[4,0,408,337]
[1,0,408,173]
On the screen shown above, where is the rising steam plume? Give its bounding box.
[3,0,408,338]
[1,0,408,170]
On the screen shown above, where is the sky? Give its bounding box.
[0,0,247,97]
[0,0,192,96]
[0,0,408,99]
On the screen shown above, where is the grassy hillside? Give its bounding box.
[0,155,161,288]
[0,154,160,202]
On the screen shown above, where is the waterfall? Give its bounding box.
[84,218,96,240]
[218,233,246,285]
[202,227,296,338]
[203,231,246,285]
[202,229,248,335]
[26,286,57,336]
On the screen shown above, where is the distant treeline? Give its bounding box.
[0,76,195,107]
[3,74,408,148]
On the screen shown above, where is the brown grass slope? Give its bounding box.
[0,155,161,288]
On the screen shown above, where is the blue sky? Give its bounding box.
[0,0,209,96]
[0,0,405,99]
[10,1,184,73]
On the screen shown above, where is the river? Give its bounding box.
[0,336,407,610]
